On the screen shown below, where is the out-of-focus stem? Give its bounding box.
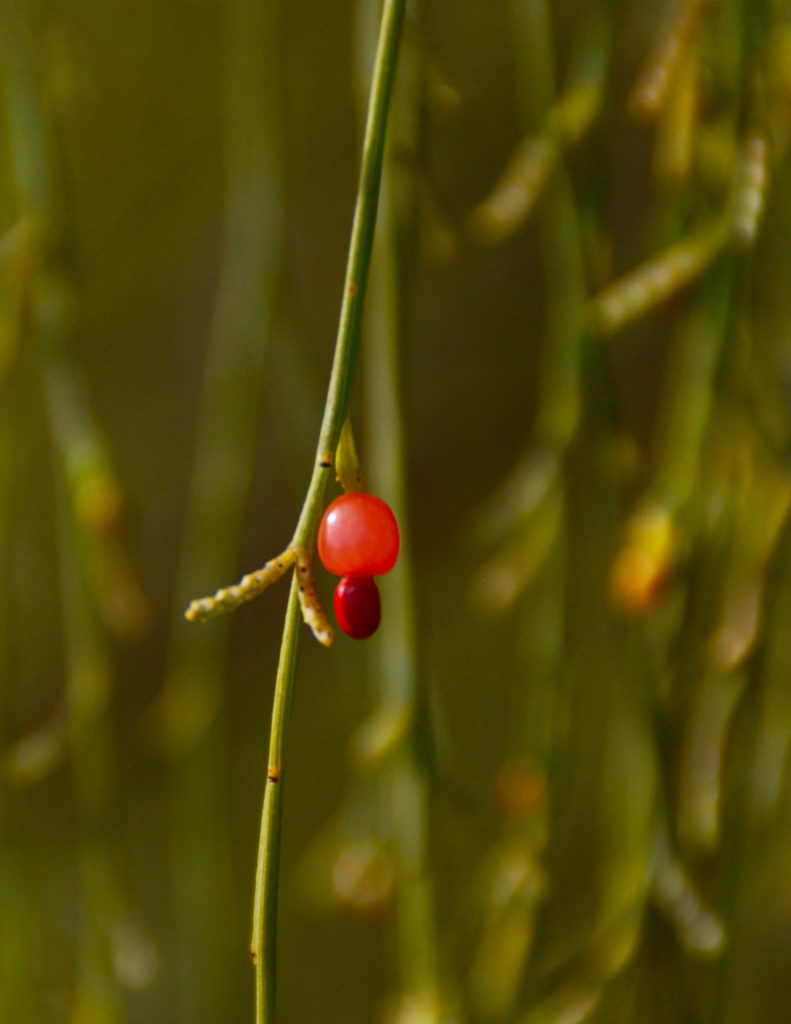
[652,262,732,511]
[54,485,123,1024]
[160,0,285,1018]
[0,6,138,1018]
[360,20,444,1017]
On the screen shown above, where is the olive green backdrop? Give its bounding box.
[3,1,791,1022]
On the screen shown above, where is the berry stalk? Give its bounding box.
[249,2,408,1021]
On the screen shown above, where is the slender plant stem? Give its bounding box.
[251,574,302,1024]
[356,0,443,1010]
[2,6,132,1017]
[163,0,284,1016]
[292,0,407,546]
[250,1,407,1021]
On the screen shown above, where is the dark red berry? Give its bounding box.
[333,576,381,639]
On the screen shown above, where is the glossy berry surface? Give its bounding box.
[334,576,381,639]
[318,493,399,578]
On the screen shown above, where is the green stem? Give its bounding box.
[251,2,406,1020]
[293,0,407,546]
[163,0,284,1016]
[251,574,302,1024]
[185,0,406,628]
[358,0,443,1009]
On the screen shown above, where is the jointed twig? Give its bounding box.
[184,549,297,622]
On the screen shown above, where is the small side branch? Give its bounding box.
[184,549,297,621]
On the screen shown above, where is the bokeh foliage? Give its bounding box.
[3,0,791,1022]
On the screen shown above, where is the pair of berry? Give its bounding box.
[317,493,399,639]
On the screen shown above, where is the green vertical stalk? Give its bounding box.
[360,2,443,1008]
[250,577,302,1024]
[249,1,407,1021]
[0,5,134,1019]
[512,0,591,452]
[648,262,733,513]
[54,483,123,1024]
[292,0,408,544]
[161,0,284,1017]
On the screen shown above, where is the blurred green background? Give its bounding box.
[4,0,791,1021]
